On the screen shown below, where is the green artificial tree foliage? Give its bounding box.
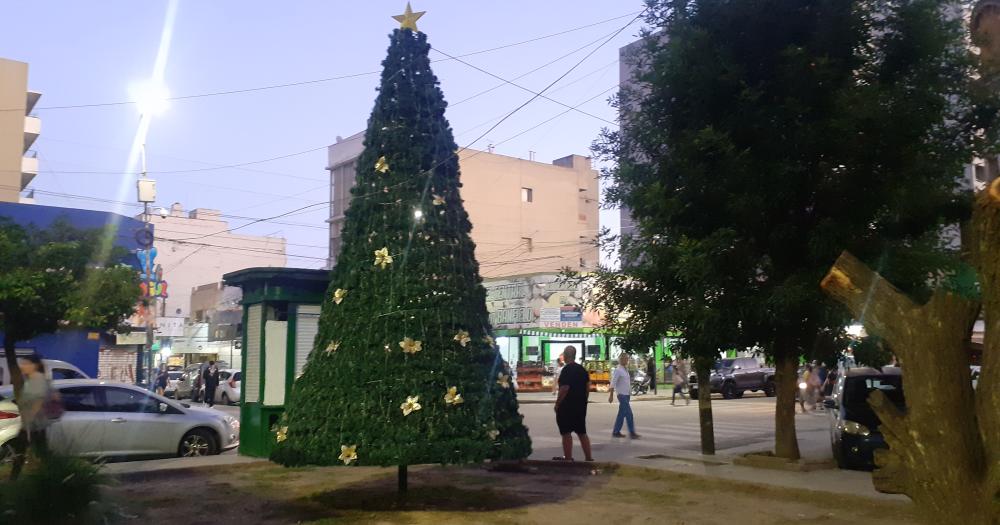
[0,218,139,397]
[603,0,982,460]
[272,25,530,474]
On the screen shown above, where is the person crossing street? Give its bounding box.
[610,353,640,439]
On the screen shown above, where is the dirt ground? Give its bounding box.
[107,461,919,525]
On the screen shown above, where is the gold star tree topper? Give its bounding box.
[393,2,426,31]
[339,444,358,465]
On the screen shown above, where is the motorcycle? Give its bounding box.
[631,369,650,396]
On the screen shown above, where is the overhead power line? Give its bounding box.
[0,11,640,113]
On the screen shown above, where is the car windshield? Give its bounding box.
[714,359,736,370]
[233,371,242,381]
[843,375,905,428]
[168,372,182,380]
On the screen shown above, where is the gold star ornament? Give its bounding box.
[497,372,511,389]
[375,156,390,173]
[325,341,340,354]
[393,2,426,32]
[401,395,422,416]
[276,426,288,443]
[399,337,423,354]
[339,444,358,465]
[333,288,348,305]
[444,386,464,406]
[432,194,445,206]
[374,247,394,269]
[453,330,471,347]
[483,335,495,346]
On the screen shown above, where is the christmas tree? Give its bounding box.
[272,5,531,475]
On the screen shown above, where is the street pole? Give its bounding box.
[139,143,157,387]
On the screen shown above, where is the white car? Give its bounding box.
[972,365,980,390]
[0,396,19,463]
[0,358,89,385]
[0,380,239,458]
[214,369,242,406]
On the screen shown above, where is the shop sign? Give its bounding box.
[116,332,147,345]
[155,317,185,338]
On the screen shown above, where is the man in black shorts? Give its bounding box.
[554,346,593,461]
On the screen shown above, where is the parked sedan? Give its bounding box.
[164,371,183,399]
[0,396,18,463]
[214,369,242,405]
[824,366,904,470]
[0,380,239,459]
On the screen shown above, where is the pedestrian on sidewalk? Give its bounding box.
[610,353,640,438]
[203,361,220,408]
[551,355,564,396]
[553,346,594,462]
[671,359,690,405]
[646,356,657,396]
[154,366,169,397]
[10,355,59,480]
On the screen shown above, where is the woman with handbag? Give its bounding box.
[9,354,61,480]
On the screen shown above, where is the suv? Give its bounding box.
[688,357,776,399]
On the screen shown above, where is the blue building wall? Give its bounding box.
[0,202,148,376]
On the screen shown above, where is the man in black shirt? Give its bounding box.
[554,346,593,461]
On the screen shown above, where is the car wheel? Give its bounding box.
[833,438,849,469]
[733,390,745,399]
[764,380,776,397]
[721,382,736,399]
[179,429,218,457]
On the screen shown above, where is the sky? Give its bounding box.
[1,1,647,269]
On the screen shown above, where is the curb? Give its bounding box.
[732,452,835,472]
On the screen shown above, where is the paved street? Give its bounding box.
[210,394,832,463]
[520,394,832,463]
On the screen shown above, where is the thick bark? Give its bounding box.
[695,363,715,455]
[821,238,996,523]
[968,178,1000,519]
[772,344,800,460]
[3,332,24,398]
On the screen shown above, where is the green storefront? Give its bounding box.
[223,267,329,458]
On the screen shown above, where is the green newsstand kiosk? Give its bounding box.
[223,267,329,458]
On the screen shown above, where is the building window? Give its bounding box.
[521,187,533,203]
[521,237,533,252]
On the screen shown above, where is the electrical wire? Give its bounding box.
[0,11,641,113]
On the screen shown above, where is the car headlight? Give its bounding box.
[842,420,870,437]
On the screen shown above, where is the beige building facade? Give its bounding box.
[0,58,41,203]
[145,203,287,318]
[326,132,599,278]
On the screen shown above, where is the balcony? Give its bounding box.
[21,151,38,189]
[23,115,40,152]
[25,91,41,115]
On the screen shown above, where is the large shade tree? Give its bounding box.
[0,219,139,396]
[602,0,982,459]
[272,8,531,487]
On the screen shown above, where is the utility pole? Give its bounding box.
[137,143,157,387]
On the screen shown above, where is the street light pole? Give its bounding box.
[137,143,157,387]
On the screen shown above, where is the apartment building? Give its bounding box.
[0,58,41,203]
[326,132,599,278]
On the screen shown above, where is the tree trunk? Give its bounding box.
[821,183,999,525]
[694,362,715,455]
[772,343,800,460]
[2,332,24,398]
[398,464,408,493]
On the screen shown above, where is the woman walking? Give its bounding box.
[10,355,59,480]
[671,359,690,405]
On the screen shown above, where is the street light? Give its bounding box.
[131,81,170,117]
